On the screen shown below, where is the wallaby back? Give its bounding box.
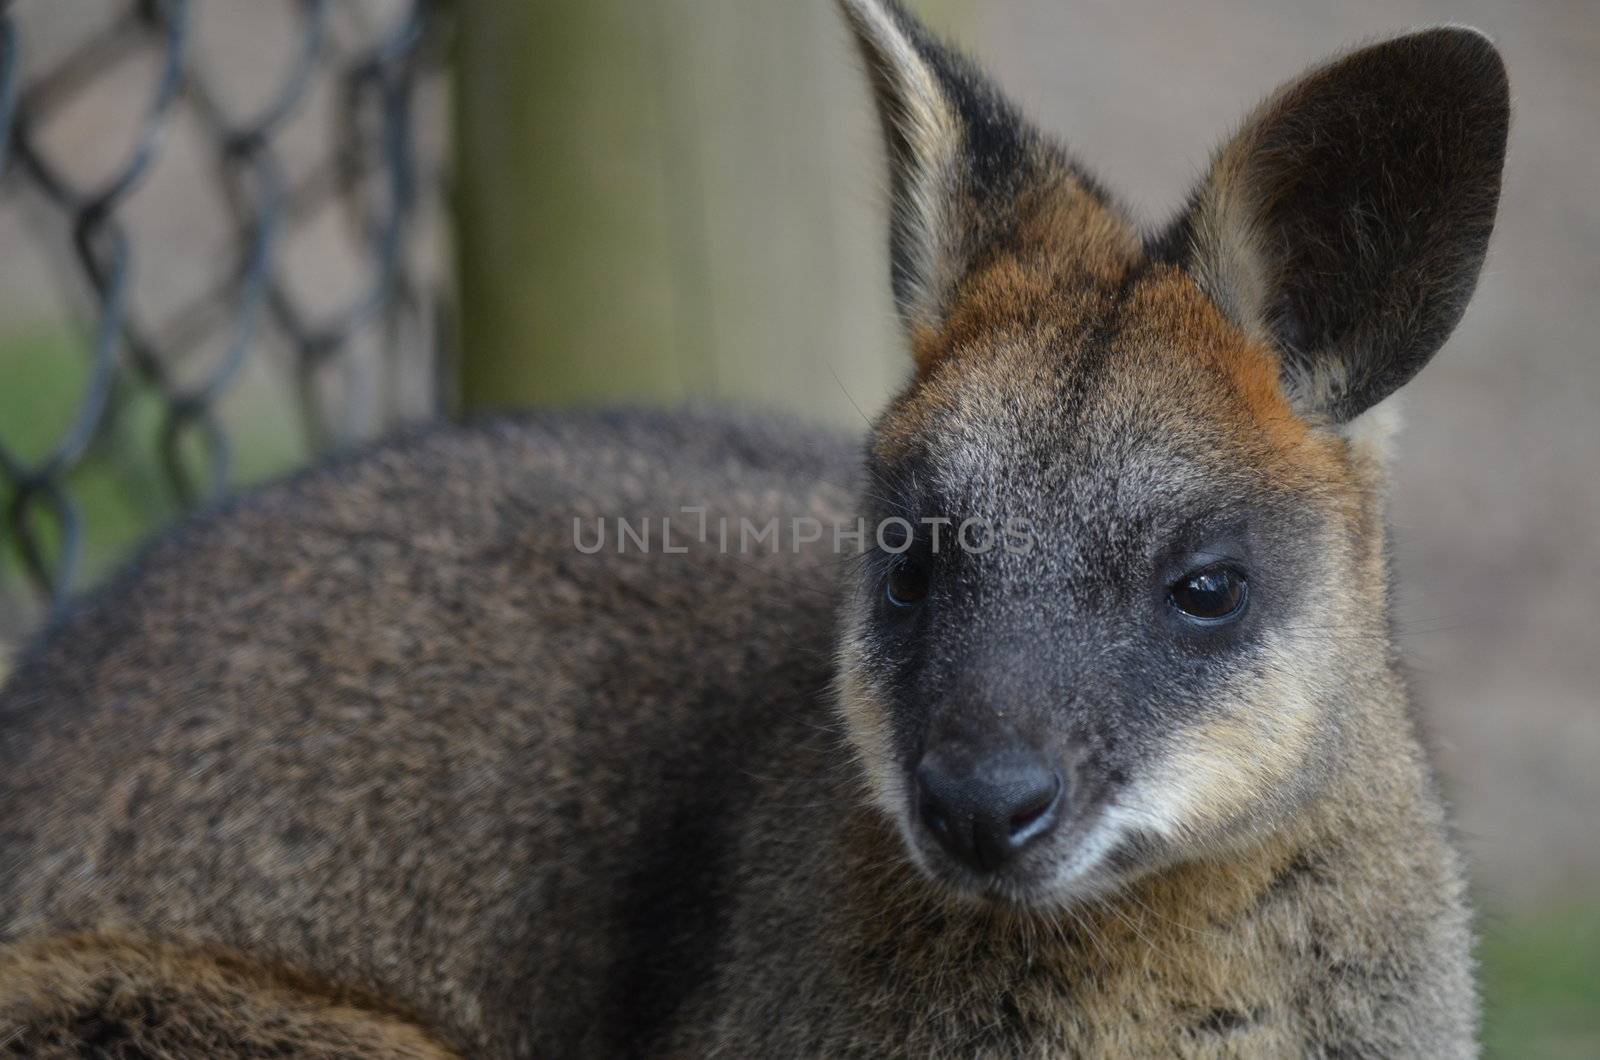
[1,412,858,1055]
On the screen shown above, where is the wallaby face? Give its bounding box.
[834,0,1508,906]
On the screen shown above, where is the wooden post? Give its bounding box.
[452,0,972,422]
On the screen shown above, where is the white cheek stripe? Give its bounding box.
[1045,800,1164,894]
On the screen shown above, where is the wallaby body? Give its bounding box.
[2,2,1508,1056]
[0,413,1473,1057]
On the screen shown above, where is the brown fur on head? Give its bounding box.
[835,0,1507,906]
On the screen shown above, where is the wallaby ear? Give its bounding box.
[837,0,1063,338]
[1165,28,1510,423]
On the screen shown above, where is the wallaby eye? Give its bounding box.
[886,561,930,609]
[1169,566,1248,624]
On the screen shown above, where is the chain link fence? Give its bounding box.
[0,0,452,640]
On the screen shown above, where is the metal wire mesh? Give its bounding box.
[0,0,450,633]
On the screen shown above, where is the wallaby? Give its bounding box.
[0,1,1509,1056]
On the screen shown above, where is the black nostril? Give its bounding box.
[1007,777,1060,841]
[915,749,1063,875]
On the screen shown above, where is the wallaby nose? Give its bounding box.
[915,748,1062,874]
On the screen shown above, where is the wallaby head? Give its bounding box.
[834,0,1508,906]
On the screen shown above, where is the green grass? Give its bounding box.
[0,324,307,626]
[1482,902,1600,1058]
[0,325,163,610]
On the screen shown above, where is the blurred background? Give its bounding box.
[0,1,1593,1053]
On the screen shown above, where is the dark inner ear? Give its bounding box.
[1160,28,1510,422]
